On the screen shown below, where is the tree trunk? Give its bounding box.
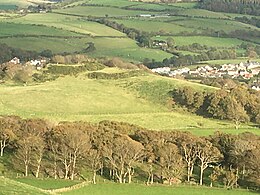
[235,168,239,188]
[93,170,96,184]
[187,164,190,182]
[127,167,134,184]
[169,178,172,185]
[64,164,69,179]
[36,164,40,178]
[0,140,6,157]
[25,164,28,177]
[54,160,57,179]
[200,167,204,185]
[71,154,77,180]
[35,157,42,178]
[116,170,123,183]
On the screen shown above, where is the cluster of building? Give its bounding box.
[8,57,48,70]
[151,61,260,90]
[152,61,260,79]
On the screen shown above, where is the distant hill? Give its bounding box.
[199,0,260,15]
[130,0,198,3]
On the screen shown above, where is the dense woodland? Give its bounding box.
[172,85,260,127]
[198,0,260,16]
[0,116,259,190]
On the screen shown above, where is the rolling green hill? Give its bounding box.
[0,67,258,135]
[0,176,48,195]
[62,183,257,195]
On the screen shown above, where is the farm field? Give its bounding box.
[0,177,47,195]
[14,178,80,190]
[0,68,258,135]
[54,6,157,17]
[0,0,49,8]
[204,58,260,65]
[172,18,259,33]
[4,13,126,37]
[153,36,249,48]
[0,13,172,62]
[1,177,257,195]
[62,183,256,195]
[0,36,171,61]
[113,18,195,34]
[66,0,139,8]
[180,8,229,19]
[0,22,81,37]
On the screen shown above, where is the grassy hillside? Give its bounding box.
[0,176,47,195]
[54,6,157,17]
[0,13,171,62]
[153,36,251,49]
[5,13,126,37]
[62,183,256,195]
[0,0,259,61]
[0,68,258,135]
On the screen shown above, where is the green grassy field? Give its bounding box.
[0,36,171,61]
[180,8,229,19]
[14,178,80,190]
[0,69,258,135]
[62,183,256,195]
[0,13,171,62]
[5,13,126,37]
[54,6,156,17]
[66,0,139,8]
[125,3,180,11]
[153,36,248,48]
[113,18,195,34]
[172,18,259,33]
[0,0,48,8]
[0,4,17,10]
[0,22,80,37]
[0,176,47,195]
[203,58,260,65]
[170,2,197,9]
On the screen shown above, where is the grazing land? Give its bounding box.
[0,177,47,195]
[0,1,259,194]
[62,183,256,195]
[0,68,258,135]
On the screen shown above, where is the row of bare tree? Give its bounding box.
[0,116,259,189]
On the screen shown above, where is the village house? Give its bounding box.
[9,57,20,65]
[150,61,260,82]
[151,67,171,74]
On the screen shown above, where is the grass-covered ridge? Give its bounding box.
[0,68,258,135]
[0,176,48,195]
[62,183,257,195]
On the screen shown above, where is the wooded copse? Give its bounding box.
[0,116,259,190]
[172,86,260,127]
[198,0,260,16]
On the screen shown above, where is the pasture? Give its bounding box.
[6,13,126,37]
[0,36,171,61]
[0,22,80,37]
[0,69,258,135]
[113,19,195,34]
[203,58,260,65]
[180,8,229,19]
[54,6,157,17]
[0,177,47,195]
[62,183,256,195]
[172,18,259,33]
[153,36,248,48]
[0,0,49,8]
[14,178,80,190]
[66,0,139,8]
